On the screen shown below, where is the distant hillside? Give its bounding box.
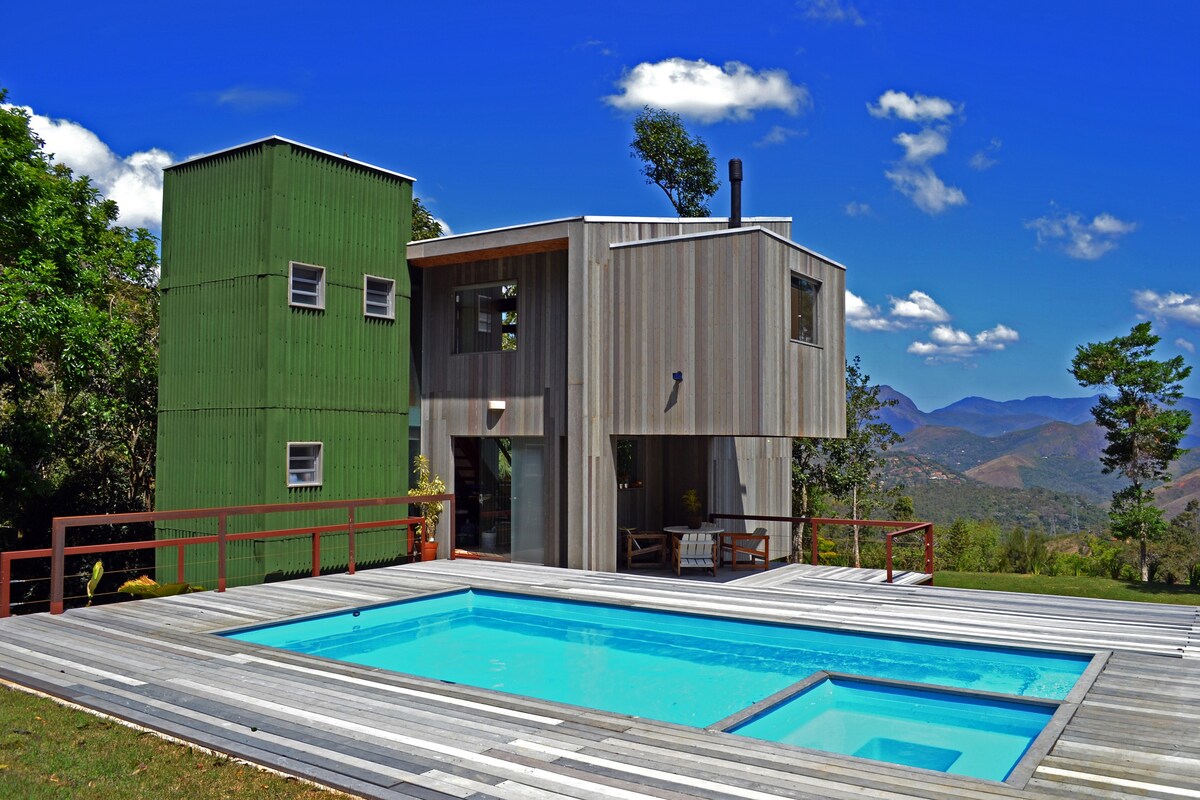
[879,453,1110,531]
[880,387,1200,513]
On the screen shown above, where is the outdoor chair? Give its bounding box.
[721,527,769,571]
[624,530,667,568]
[673,530,718,576]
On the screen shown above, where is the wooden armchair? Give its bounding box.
[721,527,769,571]
[623,530,667,568]
[673,530,718,576]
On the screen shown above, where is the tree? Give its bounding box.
[630,107,719,217]
[791,357,902,565]
[0,93,158,564]
[411,196,444,240]
[1070,322,1192,581]
[822,357,903,567]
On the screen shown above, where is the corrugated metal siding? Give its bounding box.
[157,139,414,583]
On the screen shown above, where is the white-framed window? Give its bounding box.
[287,442,323,487]
[289,262,326,309]
[790,274,820,345]
[363,275,396,319]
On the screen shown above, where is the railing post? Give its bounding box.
[217,513,227,592]
[1,553,11,618]
[176,543,186,583]
[448,496,456,561]
[50,517,66,614]
[347,508,356,575]
[312,530,321,577]
[810,521,819,566]
[886,533,894,583]
[925,524,935,584]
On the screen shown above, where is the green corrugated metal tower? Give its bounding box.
[156,137,414,586]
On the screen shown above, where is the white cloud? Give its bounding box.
[18,105,171,229]
[884,165,966,214]
[846,290,897,331]
[1176,338,1196,353]
[889,290,951,323]
[1133,290,1200,326]
[434,217,453,236]
[867,90,958,122]
[801,0,865,25]
[894,128,948,163]
[844,201,871,217]
[1026,208,1137,260]
[606,58,810,122]
[969,137,1002,170]
[214,86,299,111]
[908,323,1019,361]
[755,125,801,147]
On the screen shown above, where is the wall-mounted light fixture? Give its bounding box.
[672,371,683,382]
[487,400,506,411]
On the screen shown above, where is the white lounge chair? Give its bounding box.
[672,530,718,576]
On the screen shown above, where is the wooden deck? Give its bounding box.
[733,563,934,586]
[1,560,1199,799]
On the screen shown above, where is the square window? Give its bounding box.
[790,274,819,345]
[289,263,325,309]
[454,282,517,353]
[364,275,396,319]
[287,442,323,487]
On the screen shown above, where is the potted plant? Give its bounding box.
[682,488,703,529]
[412,454,446,561]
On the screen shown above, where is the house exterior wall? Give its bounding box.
[418,249,569,563]
[157,139,413,585]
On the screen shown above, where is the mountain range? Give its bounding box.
[876,387,1200,523]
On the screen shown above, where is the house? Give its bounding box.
[408,215,845,569]
[156,136,846,581]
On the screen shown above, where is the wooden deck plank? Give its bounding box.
[1,560,1198,799]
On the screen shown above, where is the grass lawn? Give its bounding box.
[935,571,1200,605]
[0,684,343,799]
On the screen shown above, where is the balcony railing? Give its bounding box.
[709,513,935,584]
[1,493,455,617]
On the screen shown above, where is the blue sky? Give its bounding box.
[4,0,1198,409]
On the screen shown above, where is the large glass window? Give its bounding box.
[790,274,819,345]
[455,282,517,353]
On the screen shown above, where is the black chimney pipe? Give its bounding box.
[728,158,743,229]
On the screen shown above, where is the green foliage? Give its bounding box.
[1000,526,1049,574]
[630,107,719,217]
[0,93,159,568]
[411,454,446,541]
[1071,321,1192,580]
[411,196,443,240]
[681,488,702,514]
[935,518,1001,572]
[117,575,206,598]
[792,357,902,563]
[85,560,103,605]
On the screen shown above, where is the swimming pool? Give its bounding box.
[225,588,1094,780]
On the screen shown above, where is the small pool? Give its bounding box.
[725,676,1058,781]
[224,589,1093,780]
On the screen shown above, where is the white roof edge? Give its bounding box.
[406,215,792,248]
[165,136,416,182]
[407,217,582,248]
[610,225,847,271]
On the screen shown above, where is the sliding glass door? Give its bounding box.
[452,436,545,564]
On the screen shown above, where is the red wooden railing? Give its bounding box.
[1,493,455,617]
[709,513,935,584]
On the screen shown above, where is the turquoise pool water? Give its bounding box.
[225,589,1088,731]
[728,677,1056,781]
